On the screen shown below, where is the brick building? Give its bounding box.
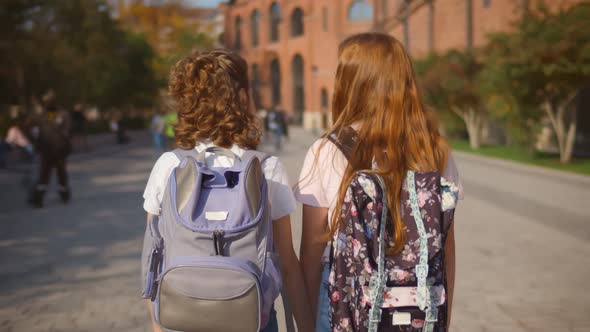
[221,0,581,130]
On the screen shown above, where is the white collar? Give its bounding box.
[194,141,245,157]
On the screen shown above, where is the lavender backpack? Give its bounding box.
[141,147,281,332]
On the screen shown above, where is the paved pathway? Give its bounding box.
[0,128,588,332]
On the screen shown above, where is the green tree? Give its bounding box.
[0,0,158,111]
[118,1,215,83]
[484,2,590,163]
[417,50,488,149]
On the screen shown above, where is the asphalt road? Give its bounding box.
[0,128,588,332]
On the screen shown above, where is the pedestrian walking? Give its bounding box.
[294,33,464,332]
[110,112,129,145]
[70,103,89,152]
[4,114,36,189]
[140,49,314,332]
[163,111,177,149]
[150,110,166,155]
[28,90,72,208]
[5,115,35,161]
[266,105,288,152]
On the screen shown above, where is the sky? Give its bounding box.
[186,0,227,8]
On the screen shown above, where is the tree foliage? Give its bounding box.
[483,2,590,162]
[416,50,488,149]
[0,0,158,111]
[118,1,215,82]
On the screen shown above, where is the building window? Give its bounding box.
[467,0,473,49]
[428,1,434,53]
[270,59,281,105]
[322,7,328,31]
[402,0,410,51]
[290,8,304,37]
[483,0,491,8]
[235,16,242,50]
[251,64,261,109]
[321,88,329,109]
[251,10,259,47]
[348,0,373,21]
[270,2,281,42]
[291,54,305,125]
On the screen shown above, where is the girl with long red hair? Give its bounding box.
[295,33,463,331]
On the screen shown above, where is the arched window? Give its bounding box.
[251,64,261,108]
[269,2,281,42]
[250,10,260,47]
[290,8,304,37]
[402,0,409,50]
[321,88,329,110]
[270,59,281,105]
[348,0,373,21]
[235,16,242,50]
[291,54,305,124]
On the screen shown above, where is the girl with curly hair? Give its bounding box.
[142,49,314,332]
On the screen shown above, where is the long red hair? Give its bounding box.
[328,33,449,254]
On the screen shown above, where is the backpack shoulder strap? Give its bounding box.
[325,126,358,161]
[368,173,388,332]
[240,149,270,219]
[325,127,358,271]
[241,150,271,164]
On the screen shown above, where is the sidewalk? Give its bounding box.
[453,149,590,242]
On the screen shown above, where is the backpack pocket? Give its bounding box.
[156,257,261,332]
[141,216,162,300]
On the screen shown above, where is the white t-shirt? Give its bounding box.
[143,142,296,221]
[293,138,464,219]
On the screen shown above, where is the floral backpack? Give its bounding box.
[326,127,459,332]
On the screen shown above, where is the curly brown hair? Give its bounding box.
[169,49,261,150]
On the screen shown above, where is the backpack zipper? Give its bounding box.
[213,230,225,256]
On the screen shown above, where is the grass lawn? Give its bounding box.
[451,140,590,176]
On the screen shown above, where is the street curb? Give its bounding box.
[453,150,590,185]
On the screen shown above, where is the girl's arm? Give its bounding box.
[445,223,456,329]
[299,204,329,322]
[273,215,315,331]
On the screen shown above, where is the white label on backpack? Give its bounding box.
[392,312,411,326]
[205,211,228,221]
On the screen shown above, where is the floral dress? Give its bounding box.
[328,172,458,332]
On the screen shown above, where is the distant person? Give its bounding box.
[140,50,314,332]
[0,115,34,168]
[150,110,166,155]
[257,107,268,135]
[110,112,129,145]
[6,114,37,189]
[5,115,35,159]
[267,105,288,152]
[70,103,89,151]
[274,104,289,140]
[28,90,72,208]
[163,111,177,149]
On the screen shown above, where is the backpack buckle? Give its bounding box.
[425,308,438,322]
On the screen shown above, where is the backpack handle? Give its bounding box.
[196,146,241,164]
